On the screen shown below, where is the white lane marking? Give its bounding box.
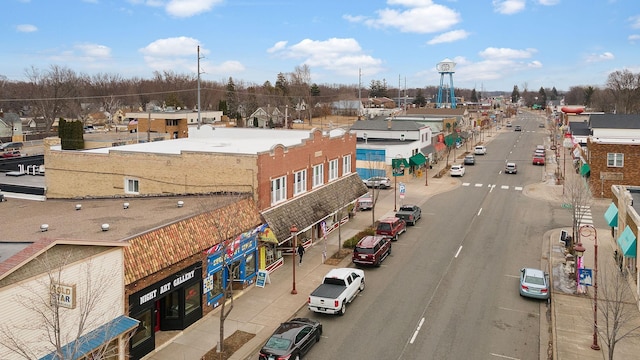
[454,246,463,258]
[489,184,496,192]
[514,186,523,191]
[490,353,520,359]
[477,208,483,216]
[475,183,483,187]
[409,317,425,344]
[501,185,509,190]
[462,183,471,186]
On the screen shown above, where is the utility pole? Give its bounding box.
[197,45,202,129]
[358,68,362,120]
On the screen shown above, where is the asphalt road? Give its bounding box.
[294,116,562,360]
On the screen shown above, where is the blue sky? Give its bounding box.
[3,0,640,92]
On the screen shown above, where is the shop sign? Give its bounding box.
[131,263,201,308]
[50,283,76,309]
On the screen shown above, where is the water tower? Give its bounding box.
[436,59,457,109]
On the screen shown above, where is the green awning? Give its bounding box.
[409,153,427,166]
[392,158,410,169]
[617,226,637,258]
[604,203,618,227]
[580,163,591,176]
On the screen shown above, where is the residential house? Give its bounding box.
[396,107,470,133]
[125,109,223,138]
[331,100,364,117]
[247,106,285,128]
[0,112,22,141]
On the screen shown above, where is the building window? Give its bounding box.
[184,283,201,316]
[607,153,624,167]
[293,170,307,196]
[342,155,351,175]
[125,178,139,194]
[328,159,339,181]
[271,176,286,205]
[166,119,179,126]
[313,164,324,188]
[131,309,152,347]
[245,252,256,279]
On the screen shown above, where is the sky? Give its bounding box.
[3,0,640,92]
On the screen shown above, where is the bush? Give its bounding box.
[342,227,376,248]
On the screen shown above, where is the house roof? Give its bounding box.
[569,120,590,136]
[405,108,466,116]
[349,119,427,131]
[589,114,640,129]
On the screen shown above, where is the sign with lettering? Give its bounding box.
[50,283,76,309]
[129,262,202,311]
[255,270,270,288]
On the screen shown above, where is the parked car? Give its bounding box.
[362,176,391,189]
[356,193,373,211]
[1,150,22,158]
[474,146,487,155]
[395,204,421,226]
[0,142,23,151]
[308,268,365,315]
[376,217,406,241]
[352,235,392,267]
[450,164,466,177]
[519,268,549,300]
[292,119,304,124]
[505,162,518,174]
[506,122,512,127]
[258,318,323,360]
[538,122,545,128]
[514,125,522,131]
[534,149,545,157]
[532,154,545,165]
[536,145,545,151]
[463,155,475,165]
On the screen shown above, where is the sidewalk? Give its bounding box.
[143,124,640,360]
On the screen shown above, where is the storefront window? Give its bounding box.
[230,260,241,281]
[131,310,152,347]
[184,283,201,316]
[165,291,180,319]
[245,252,256,278]
[205,269,223,303]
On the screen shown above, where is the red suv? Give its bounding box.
[352,235,392,267]
[376,217,406,241]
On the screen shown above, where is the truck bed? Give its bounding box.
[310,283,346,300]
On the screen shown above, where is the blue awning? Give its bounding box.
[617,226,637,258]
[40,316,139,360]
[604,203,618,227]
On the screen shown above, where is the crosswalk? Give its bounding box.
[461,183,524,191]
[576,205,593,225]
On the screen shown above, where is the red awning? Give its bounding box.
[434,142,447,152]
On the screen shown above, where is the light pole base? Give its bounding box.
[591,344,600,351]
[291,289,297,295]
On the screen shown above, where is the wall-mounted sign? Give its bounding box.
[50,283,76,309]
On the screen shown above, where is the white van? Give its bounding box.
[474,146,487,155]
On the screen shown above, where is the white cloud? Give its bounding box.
[76,44,112,58]
[427,30,470,44]
[268,38,384,79]
[479,47,537,60]
[492,0,525,15]
[348,1,460,34]
[267,41,288,54]
[536,0,560,5]
[140,36,206,56]
[629,15,640,29]
[629,34,640,43]
[163,0,223,18]
[585,52,615,62]
[16,24,37,32]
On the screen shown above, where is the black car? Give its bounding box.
[259,318,322,360]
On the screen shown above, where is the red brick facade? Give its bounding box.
[587,139,640,198]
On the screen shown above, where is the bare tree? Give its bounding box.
[0,248,128,359]
[26,65,81,131]
[593,267,640,359]
[606,69,640,114]
[562,173,594,245]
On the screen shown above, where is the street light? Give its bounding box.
[579,224,600,350]
[290,224,298,295]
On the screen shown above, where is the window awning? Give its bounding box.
[617,226,637,258]
[580,163,591,176]
[39,315,139,360]
[604,203,618,227]
[409,153,427,166]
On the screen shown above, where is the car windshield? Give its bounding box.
[265,336,292,351]
[377,223,391,231]
[525,275,545,285]
[355,246,374,254]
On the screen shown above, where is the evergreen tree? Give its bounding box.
[310,83,320,97]
[413,89,426,107]
[470,89,478,102]
[511,85,520,103]
[58,117,84,150]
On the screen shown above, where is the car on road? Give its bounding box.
[474,146,487,155]
[539,122,545,128]
[519,268,549,300]
[514,125,522,131]
[395,204,421,225]
[463,155,475,165]
[376,217,406,241]
[356,193,373,211]
[352,235,392,267]
[362,176,391,189]
[259,318,323,360]
[308,268,365,315]
[450,164,466,177]
[1,150,22,158]
[292,119,304,124]
[505,162,517,174]
[532,154,545,165]
[0,142,23,151]
[506,122,512,127]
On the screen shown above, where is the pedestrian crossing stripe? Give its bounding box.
[460,183,523,191]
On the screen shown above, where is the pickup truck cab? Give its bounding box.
[395,204,421,226]
[308,268,365,316]
[376,217,406,241]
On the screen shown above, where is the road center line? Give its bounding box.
[490,353,520,359]
[454,246,462,258]
[477,208,483,216]
[409,317,425,344]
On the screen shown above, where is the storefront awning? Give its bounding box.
[580,163,591,176]
[421,145,435,155]
[409,153,427,166]
[604,203,618,227]
[39,315,139,360]
[434,142,446,152]
[259,226,279,244]
[617,226,637,258]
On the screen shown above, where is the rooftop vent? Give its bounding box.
[123,202,129,209]
[101,224,110,231]
[177,201,184,208]
[75,204,82,211]
[40,224,49,232]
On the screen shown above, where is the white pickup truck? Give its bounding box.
[308,268,365,316]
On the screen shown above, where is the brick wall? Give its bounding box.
[587,140,640,198]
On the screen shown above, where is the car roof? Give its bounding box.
[325,267,359,278]
[506,162,516,166]
[379,216,401,223]
[356,235,385,248]
[522,268,545,277]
